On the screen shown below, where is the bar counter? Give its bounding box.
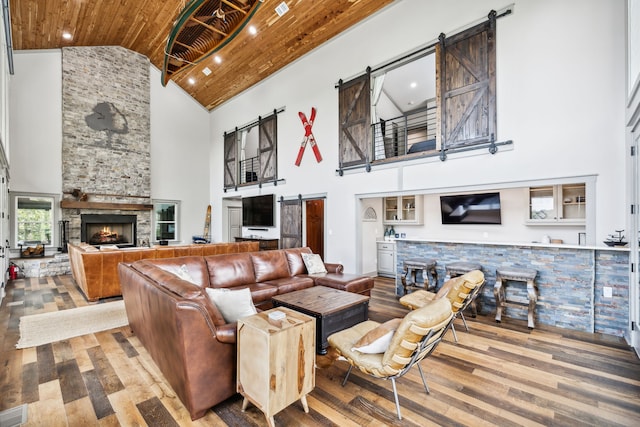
[393,238,628,336]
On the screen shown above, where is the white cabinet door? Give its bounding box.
[377,242,395,277]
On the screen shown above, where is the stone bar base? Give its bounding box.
[394,239,629,337]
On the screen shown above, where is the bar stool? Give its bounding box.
[494,267,538,329]
[445,261,483,317]
[401,258,438,294]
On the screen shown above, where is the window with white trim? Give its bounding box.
[153,200,180,242]
[10,192,58,247]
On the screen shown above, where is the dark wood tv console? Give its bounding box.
[235,237,279,251]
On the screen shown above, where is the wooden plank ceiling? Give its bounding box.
[9,0,394,111]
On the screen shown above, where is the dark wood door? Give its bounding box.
[305,199,324,258]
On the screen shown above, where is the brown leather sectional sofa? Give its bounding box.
[117,246,374,420]
[68,241,259,301]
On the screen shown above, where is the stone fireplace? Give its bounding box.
[81,214,137,247]
[60,46,152,246]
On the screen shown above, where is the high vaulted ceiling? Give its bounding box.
[9,0,394,110]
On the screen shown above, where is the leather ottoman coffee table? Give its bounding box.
[272,286,370,354]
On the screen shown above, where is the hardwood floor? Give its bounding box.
[1,274,639,426]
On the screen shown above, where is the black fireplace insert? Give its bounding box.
[81,214,137,247]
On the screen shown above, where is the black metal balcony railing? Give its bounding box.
[240,156,259,184]
[371,104,437,162]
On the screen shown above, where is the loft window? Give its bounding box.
[239,125,260,184]
[153,200,179,242]
[338,13,498,170]
[11,193,57,247]
[371,52,437,160]
[224,112,278,190]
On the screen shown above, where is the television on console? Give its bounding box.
[242,194,275,227]
[440,192,502,225]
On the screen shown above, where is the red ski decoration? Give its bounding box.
[295,107,322,166]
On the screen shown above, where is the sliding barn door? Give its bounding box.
[258,115,277,182]
[280,198,302,249]
[338,73,371,170]
[438,16,496,149]
[223,131,237,189]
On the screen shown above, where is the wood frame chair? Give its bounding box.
[327,298,453,420]
[399,270,485,342]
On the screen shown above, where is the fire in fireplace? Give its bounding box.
[81,214,137,247]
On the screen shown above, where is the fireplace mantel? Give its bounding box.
[60,200,153,211]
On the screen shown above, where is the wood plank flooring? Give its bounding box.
[1,274,639,426]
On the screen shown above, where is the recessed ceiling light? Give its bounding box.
[248,25,257,35]
[188,77,196,85]
[275,2,289,17]
[410,82,417,88]
[202,67,212,76]
[62,32,72,40]
[214,56,222,64]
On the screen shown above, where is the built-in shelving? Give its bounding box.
[528,183,585,225]
[383,195,423,225]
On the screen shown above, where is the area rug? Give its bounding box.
[16,300,129,349]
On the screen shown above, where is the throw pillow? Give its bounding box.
[352,318,402,354]
[205,287,257,323]
[301,253,327,274]
[174,264,195,284]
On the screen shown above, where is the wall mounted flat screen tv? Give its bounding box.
[242,194,275,227]
[440,192,502,225]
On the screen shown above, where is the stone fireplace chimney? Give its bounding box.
[60,46,152,246]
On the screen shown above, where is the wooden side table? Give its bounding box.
[237,307,315,426]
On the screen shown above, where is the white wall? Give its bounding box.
[9,50,62,194]
[209,0,627,272]
[8,52,211,244]
[388,187,588,245]
[149,67,211,243]
[361,198,383,275]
